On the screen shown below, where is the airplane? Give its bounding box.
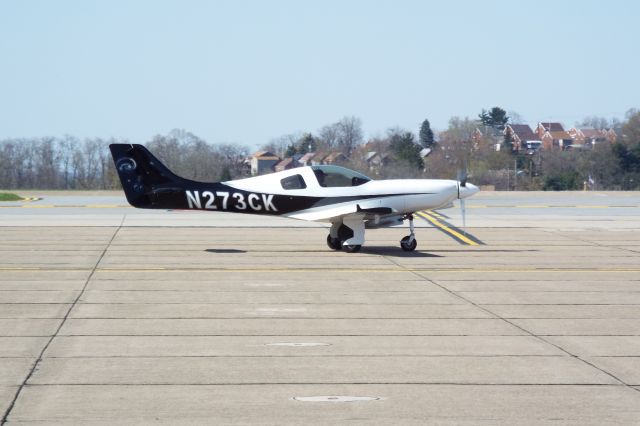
[109,144,479,252]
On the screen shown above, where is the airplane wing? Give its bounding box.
[284,198,401,222]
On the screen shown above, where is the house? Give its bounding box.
[471,128,483,150]
[298,152,316,167]
[250,151,280,175]
[311,152,328,166]
[364,151,390,173]
[503,124,539,152]
[540,130,573,150]
[535,122,565,138]
[534,122,575,150]
[567,128,587,147]
[323,152,348,165]
[274,157,297,172]
[605,128,617,143]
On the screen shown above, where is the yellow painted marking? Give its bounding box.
[22,205,56,209]
[98,267,167,271]
[416,211,479,246]
[0,267,55,271]
[426,210,445,219]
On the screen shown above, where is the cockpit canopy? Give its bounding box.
[311,165,371,187]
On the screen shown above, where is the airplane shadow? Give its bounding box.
[204,249,247,254]
[428,249,538,253]
[360,246,442,257]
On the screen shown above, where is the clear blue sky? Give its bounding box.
[1,0,638,149]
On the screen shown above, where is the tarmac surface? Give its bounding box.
[1,191,640,425]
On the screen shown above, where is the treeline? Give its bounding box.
[0,136,118,190]
[0,130,250,190]
[1,111,640,190]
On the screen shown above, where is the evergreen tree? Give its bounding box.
[479,107,509,129]
[419,119,435,148]
[389,131,423,169]
[297,133,316,154]
[284,144,297,157]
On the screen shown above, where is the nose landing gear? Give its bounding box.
[400,214,417,252]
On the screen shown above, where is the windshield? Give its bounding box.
[311,165,371,187]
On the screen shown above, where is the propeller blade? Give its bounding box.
[460,198,467,235]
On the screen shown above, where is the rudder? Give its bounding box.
[109,144,191,208]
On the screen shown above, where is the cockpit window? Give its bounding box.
[311,165,371,187]
[280,174,307,190]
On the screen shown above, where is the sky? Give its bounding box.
[1,0,638,149]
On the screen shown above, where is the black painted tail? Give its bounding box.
[109,144,201,209]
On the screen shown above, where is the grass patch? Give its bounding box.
[0,192,23,201]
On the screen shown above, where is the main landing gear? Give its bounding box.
[326,222,362,253]
[326,214,418,253]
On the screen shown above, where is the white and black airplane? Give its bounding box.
[110,144,479,252]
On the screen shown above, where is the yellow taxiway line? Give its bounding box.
[417,211,480,246]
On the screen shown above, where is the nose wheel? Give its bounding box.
[400,214,417,252]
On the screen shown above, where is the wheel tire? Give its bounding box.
[400,236,417,252]
[342,244,361,253]
[326,235,341,250]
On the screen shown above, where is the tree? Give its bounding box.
[336,116,363,156]
[219,167,232,181]
[508,111,526,125]
[388,129,423,170]
[503,131,514,153]
[263,133,301,158]
[317,116,363,156]
[284,144,298,157]
[543,172,580,190]
[297,133,316,154]
[478,107,509,129]
[622,110,640,146]
[419,119,435,149]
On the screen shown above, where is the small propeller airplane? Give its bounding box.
[110,144,479,252]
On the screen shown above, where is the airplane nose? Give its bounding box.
[459,182,479,199]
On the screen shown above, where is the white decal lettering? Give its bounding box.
[262,194,277,212]
[248,193,262,211]
[186,191,201,209]
[202,191,217,209]
[233,193,247,210]
[216,191,229,209]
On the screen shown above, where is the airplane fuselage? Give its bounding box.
[109,143,479,251]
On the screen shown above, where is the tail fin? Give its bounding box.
[109,144,195,208]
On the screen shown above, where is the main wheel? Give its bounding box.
[342,244,361,253]
[326,235,342,250]
[400,236,417,252]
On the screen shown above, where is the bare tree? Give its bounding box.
[336,116,363,156]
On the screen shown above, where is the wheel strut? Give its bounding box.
[406,214,415,243]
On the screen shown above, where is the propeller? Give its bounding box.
[457,157,468,235]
